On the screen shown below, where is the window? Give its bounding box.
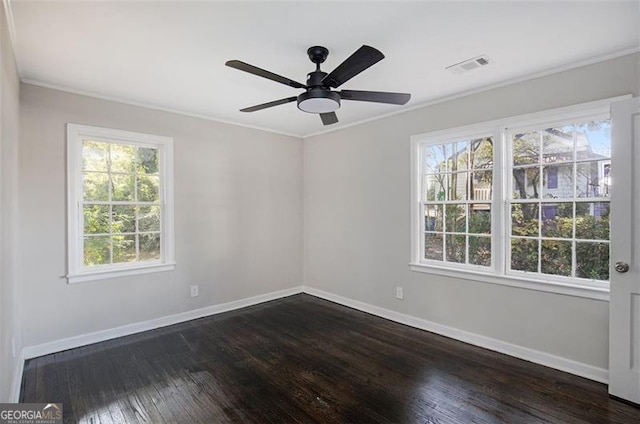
[507,120,611,282]
[422,136,494,268]
[67,124,175,283]
[410,97,625,298]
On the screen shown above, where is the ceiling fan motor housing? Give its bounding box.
[298,67,341,114]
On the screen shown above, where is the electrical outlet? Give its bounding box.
[190,285,199,297]
[395,286,404,300]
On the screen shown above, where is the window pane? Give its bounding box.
[542,164,573,198]
[445,204,466,233]
[138,175,160,202]
[113,234,136,263]
[469,205,491,234]
[447,141,468,172]
[576,161,608,198]
[513,131,540,165]
[542,127,574,164]
[82,141,108,171]
[575,202,609,240]
[448,172,468,200]
[139,205,161,232]
[511,203,538,237]
[425,233,443,261]
[469,236,491,267]
[137,147,159,174]
[112,205,136,233]
[83,205,110,234]
[512,167,540,199]
[541,240,572,276]
[424,204,443,232]
[511,238,538,272]
[83,172,109,201]
[140,233,161,261]
[110,144,136,173]
[445,234,466,263]
[470,137,493,169]
[576,242,609,281]
[424,174,446,201]
[574,120,611,161]
[471,171,492,201]
[111,174,135,201]
[84,236,111,266]
[541,202,573,238]
[423,145,446,174]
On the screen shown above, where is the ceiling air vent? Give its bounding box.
[446,55,493,74]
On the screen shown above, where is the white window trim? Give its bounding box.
[409,95,631,300]
[67,124,175,283]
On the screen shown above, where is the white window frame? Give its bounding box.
[410,95,631,300]
[67,124,175,283]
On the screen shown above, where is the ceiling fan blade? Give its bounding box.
[240,96,298,112]
[226,60,307,89]
[339,90,411,105]
[321,45,385,89]
[320,112,339,125]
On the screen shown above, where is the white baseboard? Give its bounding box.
[9,349,25,402]
[16,283,607,401]
[22,286,304,360]
[302,286,609,384]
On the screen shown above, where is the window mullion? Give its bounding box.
[537,131,543,274]
[494,128,507,275]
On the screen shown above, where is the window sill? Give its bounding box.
[67,262,176,284]
[408,263,609,301]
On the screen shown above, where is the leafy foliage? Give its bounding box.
[510,203,610,280]
[81,141,161,266]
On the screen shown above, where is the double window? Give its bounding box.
[67,124,175,283]
[411,99,619,297]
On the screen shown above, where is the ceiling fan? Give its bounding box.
[225,45,411,126]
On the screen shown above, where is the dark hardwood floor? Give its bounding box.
[21,294,640,423]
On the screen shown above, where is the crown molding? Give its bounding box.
[21,79,302,138]
[2,0,20,72]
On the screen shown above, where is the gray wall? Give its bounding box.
[304,53,639,370]
[0,3,21,401]
[18,84,303,348]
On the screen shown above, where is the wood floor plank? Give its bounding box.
[20,294,640,423]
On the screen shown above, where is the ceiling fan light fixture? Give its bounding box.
[297,90,340,114]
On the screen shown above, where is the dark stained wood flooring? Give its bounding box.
[21,294,640,423]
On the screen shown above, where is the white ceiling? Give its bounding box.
[7,1,640,137]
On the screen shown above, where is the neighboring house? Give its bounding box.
[424,127,610,231]
[514,128,610,219]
